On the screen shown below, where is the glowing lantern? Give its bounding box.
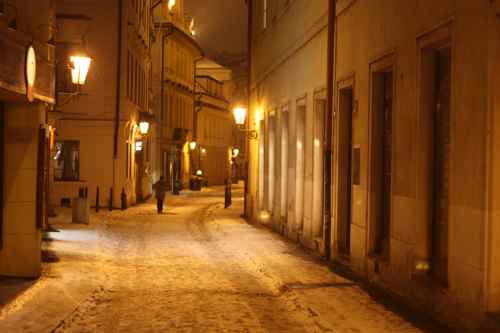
[168,0,175,11]
[233,107,247,126]
[139,121,150,135]
[70,55,91,85]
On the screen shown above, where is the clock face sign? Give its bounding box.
[25,45,36,102]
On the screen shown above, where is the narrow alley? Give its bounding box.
[1,189,447,332]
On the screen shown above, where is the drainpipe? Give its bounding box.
[160,27,174,180]
[324,0,336,260]
[113,0,123,206]
[244,0,253,219]
[192,57,203,144]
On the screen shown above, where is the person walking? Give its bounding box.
[153,176,168,214]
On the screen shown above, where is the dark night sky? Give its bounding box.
[184,0,248,68]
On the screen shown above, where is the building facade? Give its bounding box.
[332,0,500,330]
[151,0,203,191]
[0,0,57,277]
[248,0,329,250]
[194,59,234,186]
[248,0,500,330]
[52,0,153,208]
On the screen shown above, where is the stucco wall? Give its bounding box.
[0,102,45,277]
[249,0,328,249]
[334,0,494,329]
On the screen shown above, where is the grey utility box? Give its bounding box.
[72,197,90,225]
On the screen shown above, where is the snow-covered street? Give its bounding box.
[0,188,448,332]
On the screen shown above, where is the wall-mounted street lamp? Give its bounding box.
[138,112,154,135]
[233,107,247,126]
[168,0,176,11]
[70,55,92,85]
[135,140,143,152]
[233,106,258,140]
[138,121,150,135]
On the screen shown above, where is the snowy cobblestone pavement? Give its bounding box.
[0,189,449,332]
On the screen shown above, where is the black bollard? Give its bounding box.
[96,186,100,212]
[224,179,232,208]
[121,188,127,211]
[109,188,113,211]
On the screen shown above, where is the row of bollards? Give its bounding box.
[94,187,128,212]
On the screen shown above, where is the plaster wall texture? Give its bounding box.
[196,102,232,186]
[53,0,152,208]
[0,103,45,277]
[248,0,328,250]
[334,0,498,329]
[0,0,54,278]
[150,5,202,189]
[486,0,500,314]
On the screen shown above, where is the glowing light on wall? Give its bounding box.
[233,107,247,126]
[189,18,195,36]
[135,140,143,152]
[139,121,150,135]
[168,0,176,11]
[232,148,240,158]
[189,142,197,150]
[70,55,92,85]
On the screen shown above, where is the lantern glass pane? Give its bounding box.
[70,56,91,85]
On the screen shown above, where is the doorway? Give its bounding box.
[337,86,354,256]
[430,46,451,285]
[295,102,306,231]
[268,115,276,212]
[258,119,265,210]
[312,98,326,239]
[419,38,451,286]
[280,109,289,230]
[370,67,394,259]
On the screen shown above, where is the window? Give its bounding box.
[54,141,80,181]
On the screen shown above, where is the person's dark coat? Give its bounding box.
[153,180,168,200]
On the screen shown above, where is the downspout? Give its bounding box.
[324,0,336,260]
[192,57,203,144]
[244,0,253,219]
[160,27,174,178]
[113,0,123,200]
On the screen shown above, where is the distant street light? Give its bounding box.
[138,112,153,135]
[189,141,197,150]
[139,121,150,135]
[70,55,92,85]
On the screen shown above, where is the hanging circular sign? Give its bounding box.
[25,45,37,102]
